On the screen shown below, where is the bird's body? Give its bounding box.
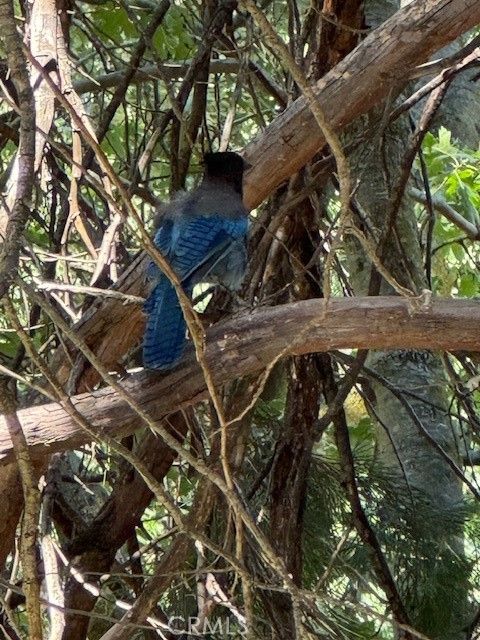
[143,152,249,371]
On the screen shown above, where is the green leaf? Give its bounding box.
[458,272,478,297]
[91,3,137,41]
[0,333,20,358]
[25,225,49,248]
[152,5,194,59]
[437,126,452,152]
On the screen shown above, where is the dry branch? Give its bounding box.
[1,296,478,466]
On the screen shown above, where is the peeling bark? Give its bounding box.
[341,2,477,635]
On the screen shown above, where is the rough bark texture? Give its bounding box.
[0,0,35,298]
[29,0,58,169]
[0,1,479,634]
[242,0,480,208]
[0,297,479,467]
[0,0,37,570]
[32,0,480,401]
[264,356,321,638]
[259,190,326,637]
[0,464,24,562]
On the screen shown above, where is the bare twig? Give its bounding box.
[34,280,145,303]
[1,302,43,640]
[239,0,351,302]
[19,280,324,633]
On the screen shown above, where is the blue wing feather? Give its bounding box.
[143,211,248,371]
[153,218,175,254]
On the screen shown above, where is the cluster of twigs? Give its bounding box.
[0,0,479,639]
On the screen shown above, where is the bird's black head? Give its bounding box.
[203,151,248,196]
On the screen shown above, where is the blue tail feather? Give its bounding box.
[142,278,188,371]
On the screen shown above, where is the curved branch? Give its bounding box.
[0,296,478,466]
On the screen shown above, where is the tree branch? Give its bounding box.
[1,296,478,466]
[73,60,288,106]
[409,187,480,240]
[0,0,35,299]
[242,0,480,208]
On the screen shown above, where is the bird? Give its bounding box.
[142,151,249,371]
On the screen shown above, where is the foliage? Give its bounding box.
[0,0,479,639]
[421,128,480,297]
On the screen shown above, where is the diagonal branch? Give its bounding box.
[242,0,480,208]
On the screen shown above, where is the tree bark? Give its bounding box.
[36,0,480,399]
[242,0,480,208]
[61,415,188,640]
[1,296,478,467]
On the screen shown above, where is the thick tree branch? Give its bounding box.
[43,0,480,393]
[6,1,478,218]
[0,0,35,299]
[0,296,478,466]
[242,0,480,208]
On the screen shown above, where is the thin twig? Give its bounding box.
[34,281,145,303]
[239,0,351,303]
[1,301,44,640]
[19,279,324,625]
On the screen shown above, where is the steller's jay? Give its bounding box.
[143,151,249,371]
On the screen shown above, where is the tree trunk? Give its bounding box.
[341,2,475,636]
